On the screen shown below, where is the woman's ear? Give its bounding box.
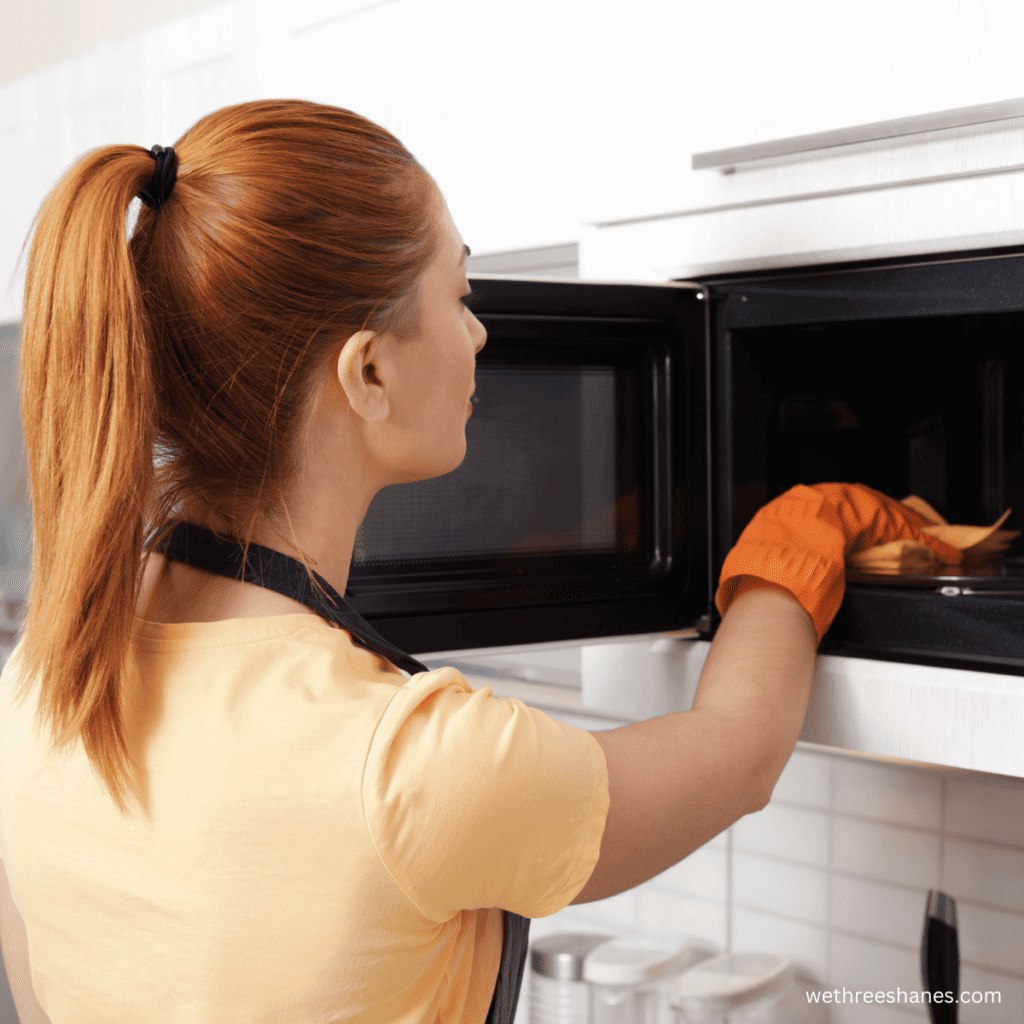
[337,330,390,423]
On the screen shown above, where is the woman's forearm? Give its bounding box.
[691,578,818,804]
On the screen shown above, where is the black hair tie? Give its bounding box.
[138,144,177,210]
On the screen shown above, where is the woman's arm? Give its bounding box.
[571,580,816,904]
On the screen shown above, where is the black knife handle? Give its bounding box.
[922,890,959,1024]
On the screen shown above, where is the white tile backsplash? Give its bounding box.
[828,933,929,1019]
[829,875,927,948]
[958,965,1024,1024]
[703,830,728,851]
[731,905,829,978]
[732,803,831,866]
[649,844,727,902]
[636,887,727,951]
[832,817,941,889]
[945,772,1024,848]
[956,901,1024,976]
[834,758,943,829]
[732,852,829,926]
[943,838,1024,913]
[770,748,833,809]
[557,887,639,933]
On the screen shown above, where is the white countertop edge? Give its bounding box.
[804,650,1024,778]
[418,629,701,663]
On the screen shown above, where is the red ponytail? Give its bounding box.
[15,100,438,816]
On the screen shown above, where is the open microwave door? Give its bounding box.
[345,276,710,655]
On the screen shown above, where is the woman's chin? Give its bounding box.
[396,442,468,485]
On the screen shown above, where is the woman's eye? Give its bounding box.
[460,289,481,309]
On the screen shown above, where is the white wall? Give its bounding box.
[0,0,607,322]
[0,0,230,86]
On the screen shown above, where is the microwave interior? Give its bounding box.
[721,305,1024,671]
[725,310,1024,543]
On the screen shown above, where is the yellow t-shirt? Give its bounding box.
[0,613,609,1024]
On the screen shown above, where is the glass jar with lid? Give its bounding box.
[583,936,702,1024]
[530,933,612,1024]
[668,952,792,1024]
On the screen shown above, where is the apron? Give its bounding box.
[156,520,531,1024]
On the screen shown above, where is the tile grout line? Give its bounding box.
[727,897,1024,971]
[631,896,1024,983]
[763,799,1024,855]
[678,855,1024,921]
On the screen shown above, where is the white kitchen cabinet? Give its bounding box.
[580,147,1024,279]
[587,0,1024,223]
[581,0,1024,275]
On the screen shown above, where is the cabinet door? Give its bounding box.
[583,0,1024,278]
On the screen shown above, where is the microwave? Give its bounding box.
[348,244,1024,676]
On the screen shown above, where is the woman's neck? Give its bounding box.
[136,481,377,625]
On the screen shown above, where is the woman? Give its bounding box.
[0,99,952,1023]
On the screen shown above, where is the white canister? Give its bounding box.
[530,933,613,1024]
[668,953,792,1024]
[583,936,703,1024]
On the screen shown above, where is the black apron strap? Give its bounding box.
[483,910,531,1024]
[155,520,428,675]
[154,520,531,1024]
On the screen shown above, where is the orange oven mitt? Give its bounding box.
[714,483,969,644]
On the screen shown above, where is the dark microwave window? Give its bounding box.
[352,364,632,567]
[726,312,1024,542]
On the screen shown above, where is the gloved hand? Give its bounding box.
[715,483,964,644]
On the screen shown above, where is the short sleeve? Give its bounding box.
[363,667,609,922]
